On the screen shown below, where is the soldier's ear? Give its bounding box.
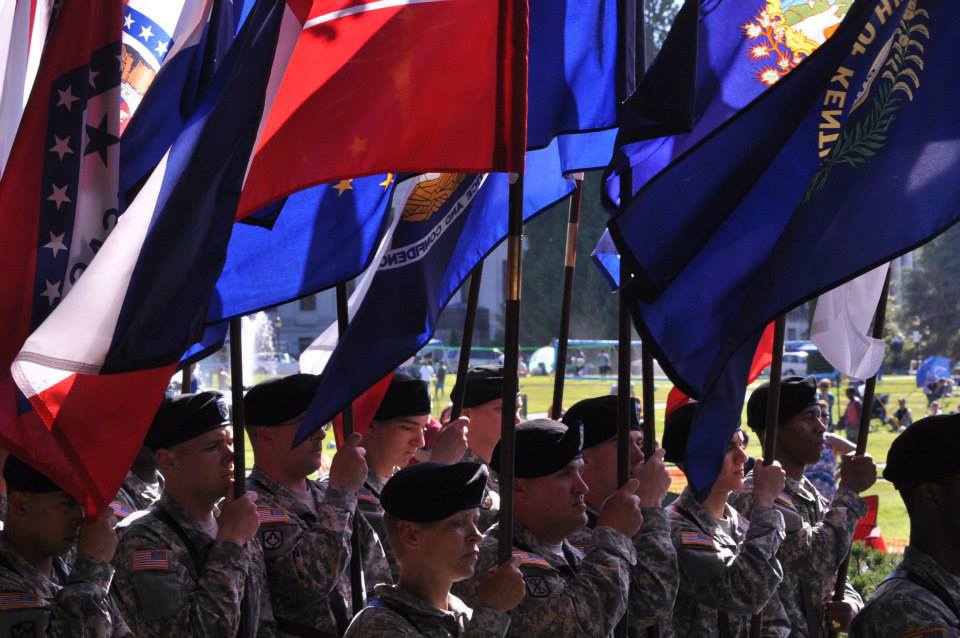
[396,519,421,551]
[7,491,29,518]
[154,448,176,473]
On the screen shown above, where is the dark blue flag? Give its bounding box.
[610,0,960,497]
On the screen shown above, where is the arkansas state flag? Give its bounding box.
[237,0,529,216]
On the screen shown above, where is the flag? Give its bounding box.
[811,264,888,379]
[8,0,296,514]
[236,0,529,216]
[916,356,951,389]
[611,0,960,497]
[0,0,121,506]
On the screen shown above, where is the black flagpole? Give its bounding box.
[336,282,367,615]
[228,318,247,499]
[450,263,484,420]
[181,364,193,394]
[550,175,584,419]
[826,269,891,638]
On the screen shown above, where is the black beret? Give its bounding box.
[3,456,63,493]
[451,365,504,409]
[562,395,641,450]
[491,419,583,478]
[145,392,231,449]
[381,462,488,522]
[746,376,818,433]
[884,414,960,486]
[375,373,431,420]
[244,374,319,426]
[662,401,698,463]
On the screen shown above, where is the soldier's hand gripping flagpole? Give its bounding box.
[550,175,584,419]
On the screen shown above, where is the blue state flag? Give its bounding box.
[611,0,960,497]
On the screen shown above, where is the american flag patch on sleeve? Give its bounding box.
[256,507,289,524]
[512,551,551,569]
[109,500,131,519]
[0,592,41,610]
[132,550,170,572]
[680,531,715,547]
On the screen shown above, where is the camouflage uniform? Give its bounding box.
[665,487,789,638]
[0,493,6,525]
[453,520,635,636]
[359,470,401,580]
[246,466,392,637]
[112,493,275,637]
[849,546,960,638]
[567,505,677,635]
[729,474,867,638]
[460,450,499,533]
[0,534,130,636]
[109,472,162,522]
[344,583,510,637]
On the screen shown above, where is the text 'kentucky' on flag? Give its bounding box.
[610,0,960,498]
[7,0,293,514]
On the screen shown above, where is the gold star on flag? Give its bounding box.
[379,174,394,190]
[333,179,353,196]
[350,137,368,156]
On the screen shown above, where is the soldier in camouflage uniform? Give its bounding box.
[455,419,644,636]
[345,462,525,637]
[113,392,275,637]
[243,374,393,637]
[561,395,678,635]
[109,434,163,522]
[662,402,789,637]
[730,378,877,637]
[849,414,960,638]
[0,456,130,636]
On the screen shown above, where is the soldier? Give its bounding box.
[112,392,275,636]
[729,377,877,637]
[344,462,525,637]
[849,414,960,637]
[454,419,644,636]
[561,395,677,634]
[661,401,789,637]
[243,374,392,636]
[109,438,163,522]
[0,456,129,636]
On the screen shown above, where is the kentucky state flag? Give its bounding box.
[611,0,960,497]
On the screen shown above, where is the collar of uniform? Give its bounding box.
[461,449,499,490]
[783,475,818,503]
[674,487,741,541]
[903,546,960,612]
[366,469,389,495]
[248,466,319,517]
[373,583,470,624]
[0,533,69,592]
[508,521,579,571]
[157,493,219,540]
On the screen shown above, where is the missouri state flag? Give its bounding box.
[237,0,529,216]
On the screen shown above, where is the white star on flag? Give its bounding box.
[89,70,100,88]
[47,184,71,210]
[139,25,154,41]
[124,13,134,29]
[49,135,73,161]
[154,41,168,56]
[40,280,62,305]
[44,232,67,257]
[56,85,79,111]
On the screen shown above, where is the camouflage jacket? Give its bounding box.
[247,466,392,637]
[359,470,401,581]
[344,584,510,637]
[568,506,678,634]
[730,474,867,637]
[665,487,788,638]
[849,547,960,638]
[0,534,130,637]
[109,473,162,522]
[453,520,635,636]
[460,450,500,533]
[112,493,275,637]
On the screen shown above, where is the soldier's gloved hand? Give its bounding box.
[823,600,855,632]
[329,432,368,493]
[838,453,877,493]
[597,478,644,537]
[428,417,469,465]
[476,557,525,612]
[752,460,787,508]
[632,448,671,508]
[78,510,118,563]
[217,490,260,546]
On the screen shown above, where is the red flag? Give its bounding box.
[237,0,529,217]
[331,372,394,447]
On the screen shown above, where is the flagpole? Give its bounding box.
[615,256,634,638]
[181,364,193,394]
[826,269,891,638]
[228,318,247,498]
[497,176,523,564]
[450,263,484,420]
[749,315,786,638]
[337,281,367,615]
[550,175,584,419]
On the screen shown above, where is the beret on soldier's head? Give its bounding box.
[883,413,960,487]
[381,462,488,522]
[491,419,583,478]
[374,373,431,421]
[244,373,319,426]
[662,401,698,463]
[746,376,818,433]
[451,365,504,409]
[3,456,63,493]
[561,395,641,451]
[145,391,231,450]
